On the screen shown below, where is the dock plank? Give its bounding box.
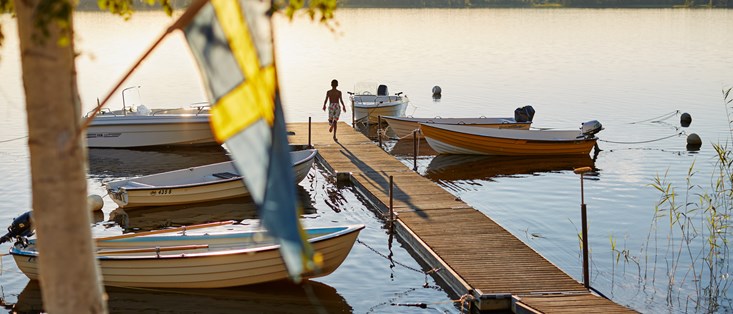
[288,122,635,313]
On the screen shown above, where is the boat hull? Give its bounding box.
[11,225,364,288]
[106,149,318,208]
[421,123,597,156]
[351,94,408,123]
[86,115,216,148]
[382,116,532,139]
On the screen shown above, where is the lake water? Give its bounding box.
[2,7,733,313]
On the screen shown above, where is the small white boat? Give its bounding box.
[10,224,364,288]
[420,121,602,156]
[382,116,532,139]
[105,149,318,208]
[350,82,408,123]
[84,87,216,148]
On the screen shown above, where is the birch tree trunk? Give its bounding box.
[14,0,107,312]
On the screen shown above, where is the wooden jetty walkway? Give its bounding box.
[287,122,635,313]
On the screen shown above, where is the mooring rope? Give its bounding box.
[599,131,685,144]
[356,239,430,274]
[628,110,680,124]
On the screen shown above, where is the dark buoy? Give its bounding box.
[432,86,442,99]
[686,133,702,151]
[680,112,692,127]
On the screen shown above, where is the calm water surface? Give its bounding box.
[1,8,733,313]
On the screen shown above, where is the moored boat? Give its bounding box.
[382,116,532,139]
[420,121,602,156]
[350,83,408,124]
[105,149,318,208]
[10,224,364,288]
[84,86,216,148]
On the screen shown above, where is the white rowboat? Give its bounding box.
[105,149,318,208]
[11,224,364,288]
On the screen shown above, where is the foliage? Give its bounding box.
[0,0,340,48]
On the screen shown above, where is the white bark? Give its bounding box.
[14,0,107,312]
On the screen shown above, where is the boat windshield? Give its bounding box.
[352,82,378,96]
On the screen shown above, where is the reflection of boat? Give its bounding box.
[14,277,352,313]
[350,83,408,123]
[88,146,230,177]
[389,138,437,156]
[421,123,601,156]
[84,87,216,148]
[11,224,364,288]
[382,116,531,139]
[425,154,595,181]
[105,149,318,208]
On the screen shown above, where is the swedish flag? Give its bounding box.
[175,0,317,280]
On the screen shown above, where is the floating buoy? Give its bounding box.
[432,85,442,96]
[87,194,104,212]
[686,133,702,151]
[680,112,692,127]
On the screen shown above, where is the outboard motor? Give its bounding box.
[581,120,603,137]
[377,84,389,96]
[0,211,33,244]
[514,105,536,123]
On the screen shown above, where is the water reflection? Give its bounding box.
[425,154,595,181]
[88,146,230,178]
[12,280,352,314]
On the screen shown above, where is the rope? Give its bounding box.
[0,136,28,144]
[357,239,429,274]
[599,131,684,144]
[628,110,680,124]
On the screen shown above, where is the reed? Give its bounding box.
[635,87,733,312]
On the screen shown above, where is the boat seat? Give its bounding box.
[212,172,240,180]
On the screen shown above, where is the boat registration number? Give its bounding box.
[150,189,172,196]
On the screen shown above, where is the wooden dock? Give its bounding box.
[287,122,635,313]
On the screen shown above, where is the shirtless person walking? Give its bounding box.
[323,79,347,141]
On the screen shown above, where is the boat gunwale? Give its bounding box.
[106,149,318,192]
[420,122,597,143]
[10,225,365,261]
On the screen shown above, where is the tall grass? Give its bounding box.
[635,87,733,312]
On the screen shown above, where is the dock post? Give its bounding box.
[413,130,418,171]
[308,117,312,148]
[389,175,394,223]
[574,166,593,289]
[378,115,383,149]
[351,100,355,129]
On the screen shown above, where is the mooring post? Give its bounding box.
[574,166,593,289]
[389,175,394,223]
[413,130,418,171]
[308,116,312,148]
[378,115,383,149]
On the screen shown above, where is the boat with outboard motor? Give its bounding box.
[421,120,603,156]
[350,82,408,124]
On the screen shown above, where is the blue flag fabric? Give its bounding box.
[178,0,317,281]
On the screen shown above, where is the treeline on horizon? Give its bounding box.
[74,0,730,11]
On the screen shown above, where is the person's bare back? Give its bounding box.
[323,79,346,141]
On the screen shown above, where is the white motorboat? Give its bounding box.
[350,82,408,124]
[84,87,216,148]
[105,149,318,208]
[11,224,364,288]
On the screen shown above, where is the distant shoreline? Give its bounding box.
[74,0,730,11]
